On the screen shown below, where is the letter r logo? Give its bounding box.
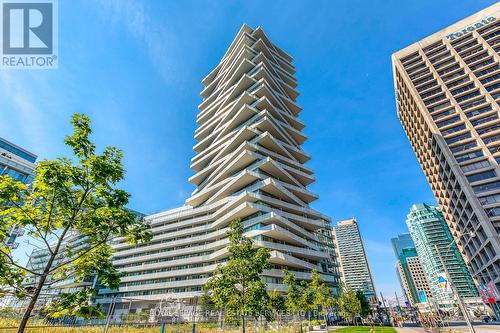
[2,1,53,54]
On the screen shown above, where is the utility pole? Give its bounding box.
[434,244,476,333]
[395,292,401,309]
[192,296,198,333]
[380,292,388,324]
[380,292,387,308]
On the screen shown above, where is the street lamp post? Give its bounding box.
[434,239,476,333]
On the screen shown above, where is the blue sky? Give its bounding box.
[1,0,497,301]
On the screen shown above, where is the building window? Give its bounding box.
[461,97,486,111]
[446,77,470,89]
[424,94,447,106]
[446,132,471,145]
[486,207,500,217]
[473,181,500,194]
[451,141,477,154]
[443,70,465,82]
[475,64,499,78]
[471,114,498,127]
[456,90,481,103]
[483,134,500,144]
[466,105,492,118]
[442,124,466,136]
[480,73,500,85]
[477,123,500,136]
[466,170,496,183]
[450,83,475,96]
[478,193,500,205]
[420,87,442,99]
[437,115,461,128]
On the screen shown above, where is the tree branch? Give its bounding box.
[10,200,54,255]
[45,183,96,275]
[45,190,57,235]
[0,248,40,276]
[47,227,113,275]
[44,269,79,287]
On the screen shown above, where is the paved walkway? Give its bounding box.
[395,328,424,333]
[395,323,500,333]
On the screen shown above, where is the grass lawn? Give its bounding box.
[330,326,397,333]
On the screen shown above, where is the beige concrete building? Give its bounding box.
[406,256,432,306]
[392,3,500,313]
[102,24,340,312]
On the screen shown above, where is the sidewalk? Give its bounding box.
[395,328,424,333]
[395,323,500,333]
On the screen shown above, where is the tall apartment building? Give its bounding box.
[0,137,37,249]
[333,218,377,304]
[392,3,500,312]
[104,24,340,312]
[391,233,432,306]
[406,204,478,307]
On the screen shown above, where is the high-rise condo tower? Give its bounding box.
[333,218,377,304]
[105,24,340,311]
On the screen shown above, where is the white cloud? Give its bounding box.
[92,0,179,83]
[0,72,52,155]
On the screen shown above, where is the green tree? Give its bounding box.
[268,288,285,324]
[309,270,334,323]
[203,219,270,333]
[355,290,371,318]
[336,289,361,324]
[0,114,152,333]
[268,289,286,314]
[283,270,315,333]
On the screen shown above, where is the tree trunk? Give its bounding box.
[299,313,303,333]
[18,227,69,333]
[242,314,245,333]
[17,273,48,333]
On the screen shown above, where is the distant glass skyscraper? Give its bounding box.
[406,204,478,306]
[392,3,500,310]
[391,233,415,258]
[333,218,377,303]
[0,137,37,249]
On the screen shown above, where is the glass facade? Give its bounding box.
[0,137,37,249]
[0,137,37,184]
[391,233,415,258]
[406,203,478,305]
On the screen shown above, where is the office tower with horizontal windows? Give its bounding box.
[393,3,500,313]
[333,218,377,304]
[0,137,37,249]
[104,24,340,313]
[406,204,478,307]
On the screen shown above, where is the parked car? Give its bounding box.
[481,315,491,322]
